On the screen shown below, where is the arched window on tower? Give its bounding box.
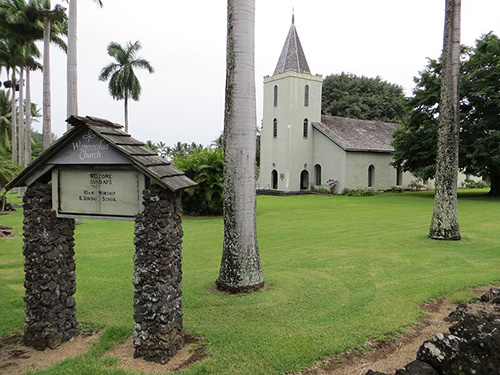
[368,165,375,188]
[304,85,309,107]
[273,85,278,107]
[303,119,308,138]
[273,119,278,138]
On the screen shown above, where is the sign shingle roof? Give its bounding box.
[6,116,196,192]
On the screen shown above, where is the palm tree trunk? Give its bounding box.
[67,0,78,125]
[25,69,32,164]
[429,0,461,240]
[18,67,25,166]
[42,14,52,150]
[124,95,128,133]
[10,70,17,162]
[216,0,264,293]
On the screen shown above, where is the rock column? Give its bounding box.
[133,185,184,364]
[23,182,78,350]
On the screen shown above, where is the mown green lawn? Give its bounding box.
[1,190,499,375]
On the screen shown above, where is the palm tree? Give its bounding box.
[0,0,65,155]
[40,0,67,149]
[98,40,154,133]
[0,90,13,152]
[216,0,264,293]
[429,0,461,240]
[66,0,103,123]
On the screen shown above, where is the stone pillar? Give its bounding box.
[23,182,78,350]
[133,185,184,364]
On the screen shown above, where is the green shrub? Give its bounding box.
[310,186,331,194]
[390,186,404,193]
[462,178,489,189]
[173,147,224,216]
[341,188,375,197]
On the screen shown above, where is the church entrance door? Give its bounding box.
[300,170,309,190]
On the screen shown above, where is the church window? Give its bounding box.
[273,85,278,107]
[396,168,403,186]
[304,85,309,107]
[303,119,308,138]
[368,165,375,187]
[300,170,309,190]
[273,119,278,138]
[272,170,278,189]
[314,164,321,185]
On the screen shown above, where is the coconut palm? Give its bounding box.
[0,0,65,155]
[0,90,13,152]
[39,0,67,149]
[216,0,264,293]
[429,0,461,240]
[66,0,103,122]
[98,40,154,133]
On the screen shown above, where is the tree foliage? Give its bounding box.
[322,73,407,122]
[392,32,500,195]
[173,146,224,216]
[98,40,154,132]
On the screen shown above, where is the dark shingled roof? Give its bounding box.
[6,116,196,192]
[312,115,399,153]
[274,15,310,75]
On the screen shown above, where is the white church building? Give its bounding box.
[257,17,412,193]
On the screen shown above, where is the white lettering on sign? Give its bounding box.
[72,137,109,161]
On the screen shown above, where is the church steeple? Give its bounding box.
[274,14,311,75]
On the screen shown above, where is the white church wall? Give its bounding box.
[312,130,347,193]
[345,152,401,191]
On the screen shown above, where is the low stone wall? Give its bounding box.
[367,287,500,375]
[23,182,78,350]
[133,185,184,364]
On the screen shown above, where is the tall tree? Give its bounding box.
[429,0,461,240]
[98,40,154,133]
[40,1,67,150]
[0,0,44,162]
[216,0,264,293]
[66,0,103,123]
[461,33,500,196]
[0,90,12,152]
[322,73,407,122]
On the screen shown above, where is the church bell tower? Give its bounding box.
[258,15,322,192]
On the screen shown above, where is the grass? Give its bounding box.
[0,189,499,374]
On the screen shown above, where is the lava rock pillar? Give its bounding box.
[23,182,78,350]
[133,185,184,364]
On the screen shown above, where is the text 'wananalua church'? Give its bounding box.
[257,16,412,193]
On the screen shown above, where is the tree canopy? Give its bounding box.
[321,73,407,123]
[98,40,154,133]
[392,32,500,195]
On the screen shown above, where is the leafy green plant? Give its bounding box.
[0,152,22,211]
[173,147,224,216]
[341,188,375,197]
[310,186,331,194]
[390,186,404,193]
[462,178,489,189]
[408,180,425,191]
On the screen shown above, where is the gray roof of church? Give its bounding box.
[313,115,399,153]
[274,16,311,75]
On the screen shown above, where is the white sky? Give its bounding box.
[2,0,499,147]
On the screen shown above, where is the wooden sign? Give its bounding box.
[52,167,145,220]
[48,129,131,165]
